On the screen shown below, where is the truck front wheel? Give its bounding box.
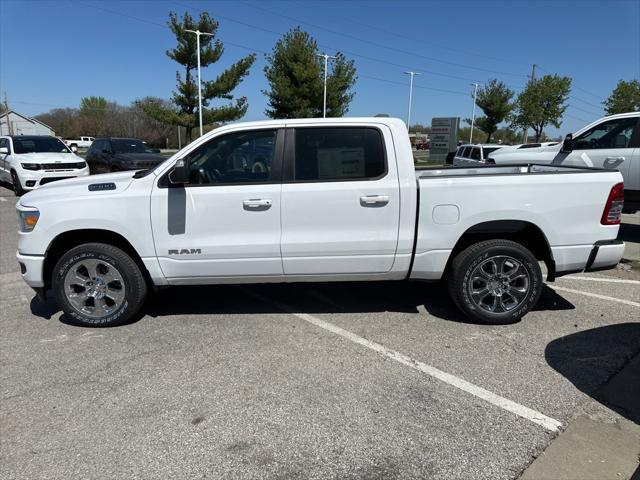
[447,239,542,324]
[52,243,147,327]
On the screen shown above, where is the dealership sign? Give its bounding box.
[430,117,460,162]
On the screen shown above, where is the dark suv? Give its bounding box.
[85,138,165,174]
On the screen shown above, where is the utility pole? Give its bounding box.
[3,92,13,136]
[469,83,480,143]
[318,53,337,118]
[521,63,536,144]
[185,29,214,137]
[404,71,421,130]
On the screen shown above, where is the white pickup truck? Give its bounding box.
[488,112,639,212]
[64,136,94,150]
[16,118,625,327]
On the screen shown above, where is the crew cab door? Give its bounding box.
[150,127,284,279]
[559,116,638,180]
[280,125,400,275]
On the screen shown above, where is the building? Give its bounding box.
[0,110,55,136]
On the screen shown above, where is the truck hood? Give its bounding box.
[490,143,561,162]
[19,171,137,206]
[15,152,84,163]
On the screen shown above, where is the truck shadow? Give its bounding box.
[545,323,640,424]
[31,282,574,326]
[142,281,574,323]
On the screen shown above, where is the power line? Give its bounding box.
[537,65,604,101]
[174,0,493,84]
[233,0,530,78]
[328,15,531,67]
[567,103,601,117]
[564,112,591,124]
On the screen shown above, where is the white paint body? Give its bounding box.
[15,118,624,290]
[0,136,90,192]
[488,112,640,209]
[63,137,94,149]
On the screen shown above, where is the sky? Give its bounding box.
[1,0,639,137]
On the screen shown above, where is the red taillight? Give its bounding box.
[601,182,624,225]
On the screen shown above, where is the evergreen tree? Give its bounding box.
[263,27,356,118]
[143,11,255,141]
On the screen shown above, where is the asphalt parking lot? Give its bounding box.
[1,184,639,480]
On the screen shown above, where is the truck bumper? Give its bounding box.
[552,240,624,277]
[584,240,625,272]
[16,251,45,288]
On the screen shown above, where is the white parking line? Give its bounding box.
[0,197,7,202]
[240,287,563,432]
[548,285,640,308]
[561,275,640,285]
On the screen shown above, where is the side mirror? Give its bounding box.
[152,148,161,154]
[169,158,189,184]
[561,133,573,153]
[0,147,8,154]
[70,145,78,153]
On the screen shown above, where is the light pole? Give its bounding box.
[469,83,480,143]
[403,71,421,130]
[185,29,214,137]
[318,53,337,118]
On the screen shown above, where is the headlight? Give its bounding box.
[21,163,41,170]
[18,209,40,232]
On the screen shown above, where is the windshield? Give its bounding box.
[112,139,155,154]
[13,137,71,154]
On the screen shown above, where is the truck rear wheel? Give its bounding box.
[52,243,147,327]
[447,239,542,324]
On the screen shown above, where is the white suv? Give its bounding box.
[0,135,90,195]
[453,144,505,166]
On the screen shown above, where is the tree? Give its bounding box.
[142,11,255,142]
[409,123,431,134]
[468,80,514,143]
[603,79,640,115]
[263,27,356,118]
[510,74,572,142]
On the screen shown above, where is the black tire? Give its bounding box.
[11,170,25,196]
[447,239,542,325]
[52,243,147,327]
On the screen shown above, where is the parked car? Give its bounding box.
[16,118,624,327]
[488,112,640,211]
[64,137,94,150]
[453,144,505,166]
[85,138,165,173]
[0,135,89,195]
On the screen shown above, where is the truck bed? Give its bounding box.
[409,163,623,280]
[415,163,613,178]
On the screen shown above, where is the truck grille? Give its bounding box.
[39,177,73,185]
[40,162,86,170]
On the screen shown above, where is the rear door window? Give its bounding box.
[293,127,386,181]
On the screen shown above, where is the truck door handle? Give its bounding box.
[360,195,389,207]
[243,198,272,210]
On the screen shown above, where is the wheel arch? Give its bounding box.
[43,229,153,290]
[446,220,556,280]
